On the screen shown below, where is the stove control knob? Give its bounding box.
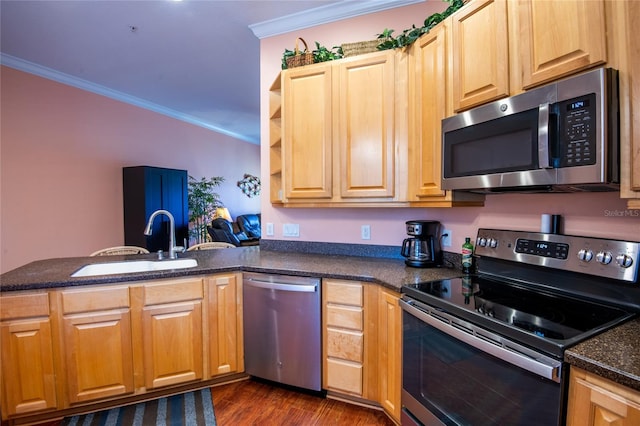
[577,249,593,262]
[596,251,613,265]
[477,237,487,247]
[488,238,498,248]
[616,254,634,268]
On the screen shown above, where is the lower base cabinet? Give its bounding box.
[0,273,243,424]
[140,278,203,389]
[322,279,401,423]
[0,293,57,417]
[567,367,640,425]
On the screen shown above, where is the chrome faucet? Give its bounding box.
[144,209,183,259]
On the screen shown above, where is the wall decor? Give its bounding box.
[237,174,261,198]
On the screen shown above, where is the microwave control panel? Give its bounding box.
[556,93,597,167]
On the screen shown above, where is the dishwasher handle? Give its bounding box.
[244,278,317,293]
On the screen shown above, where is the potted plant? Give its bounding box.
[188,175,225,244]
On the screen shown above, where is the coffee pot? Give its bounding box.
[401,220,443,268]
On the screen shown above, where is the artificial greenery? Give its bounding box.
[377,0,465,50]
[188,175,225,244]
[280,0,465,69]
[282,41,342,69]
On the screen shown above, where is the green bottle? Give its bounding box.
[462,237,474,274]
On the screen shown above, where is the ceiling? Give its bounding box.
[1,0,420,144]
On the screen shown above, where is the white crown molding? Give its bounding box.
[0,53,259,144]
[249,0,425,39]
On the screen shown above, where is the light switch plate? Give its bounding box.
[266,223,274,236]
[283,223,299,237]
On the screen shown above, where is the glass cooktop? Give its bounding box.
[403,275,633,357]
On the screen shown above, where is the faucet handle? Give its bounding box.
[157,250,164,260]
[174,246,185,254]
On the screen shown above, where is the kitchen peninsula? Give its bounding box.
[0,245,459,425]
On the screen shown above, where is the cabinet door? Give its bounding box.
[452,0,509,111]
[567,367,640,425]
[378,288,401,423]
[60,286,134,404]
[142,278,203,389]
[207,273,242,377]
[1,293,56,417]
[518,0,606,89]
[410,22,448,200]
[337,51,395,199]
[62,311,134,403]
[283,63,333,200]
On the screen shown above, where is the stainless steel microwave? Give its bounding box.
[441,67,619,193]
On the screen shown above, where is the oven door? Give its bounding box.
[401,298,566,426]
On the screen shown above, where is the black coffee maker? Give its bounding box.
[401,220,443,268]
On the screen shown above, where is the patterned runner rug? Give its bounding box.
[61,388,216,426]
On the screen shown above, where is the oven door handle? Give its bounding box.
[400,299,562,383]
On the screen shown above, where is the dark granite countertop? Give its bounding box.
[0,246,462,293]
[5,246,639,392]
[565,317,640,392]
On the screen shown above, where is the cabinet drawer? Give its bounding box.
[61,286,129,314]
[142,278,203,305]
[326,328,363,362]
[326,305,363,330]
[0,292,50,320]
[324,280,363,306]
[326,358,363,395]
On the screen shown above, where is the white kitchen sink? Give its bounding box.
[71,258,198,277]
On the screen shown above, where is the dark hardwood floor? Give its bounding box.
[211,379,396,425]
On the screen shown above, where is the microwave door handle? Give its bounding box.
[538,103,551,169]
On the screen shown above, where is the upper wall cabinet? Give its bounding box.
[278,50,406,206]
[408,18,484,207]
[282,62,333,201]
[515,0,606,89]
[451,0,509,112]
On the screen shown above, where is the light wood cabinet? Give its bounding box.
[206,273,243,377]
[140,277,203,389]
[57,285,134,404]
[322,279,378,400]
[322,279,402,422]
[451,0,509,112]
[269,74,284,204]
[515,0,606,90]
[567,367,640,425]
[0,293,57,417]
[282,62,333,201]
[1,273,244,424]
[377,287,402,424]
[408,17,484,207]
[279,50,406,206]
[611,0,640,208]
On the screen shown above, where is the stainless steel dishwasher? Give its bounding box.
[243,272,321,391]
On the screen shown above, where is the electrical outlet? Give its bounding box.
[283,223,299,237]
[442,229,452,247]
[266,222,274,236]
[361,225,371,240]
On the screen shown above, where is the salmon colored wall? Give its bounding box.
[1,66,260,273]
[258,3,640,249]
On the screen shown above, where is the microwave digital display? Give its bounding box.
[568,98,590,111]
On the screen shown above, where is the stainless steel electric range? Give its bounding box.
[400,228,640,426]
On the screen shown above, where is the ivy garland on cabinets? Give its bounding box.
[280,0,465,69]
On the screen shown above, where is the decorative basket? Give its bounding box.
[341,39,382,57]
[286,38,314,69]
